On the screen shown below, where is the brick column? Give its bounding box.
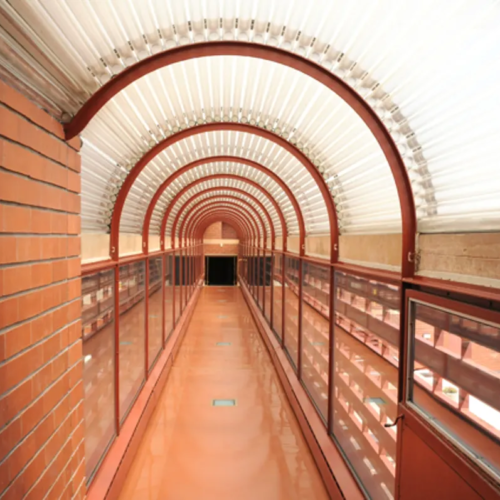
[0,82,85,498]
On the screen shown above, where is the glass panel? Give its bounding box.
[165,254,174,339]
[174,252,180,323]
[148,256,163,370]
[82,269,115,480]
[264,253,272,324]
[301,262,330,421]
[257,250,263,310]
[408,299,500,481]
[118,261,145,422]
[332,271,400,500]
[273,253,283,340]
[284,256,300,369]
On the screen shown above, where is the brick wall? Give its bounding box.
[221,223,238,239]
[203,222,222,239]
[0,81,85,498]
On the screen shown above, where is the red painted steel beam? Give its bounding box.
[192,209,255,241]
[189,205,260,244]
[141,155,300,253]
[173,189,275,247]
[183,201,265,249]
[107,125,314,259]
[193,210,255,243]
[65,41,415,274]
[195,215,247,242]
[159,174,280,249]
[181,199,265,247]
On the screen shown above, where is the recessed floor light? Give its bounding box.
[212,399,236,407]
[216,342,231,346]
[120,341,132,346]
[218,315,228,318]
[312,341,324,346]
[217,300,227,303]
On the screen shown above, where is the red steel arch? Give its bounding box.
[188,204,260,243]
[192,209,256,245]
[141,155,303,253]
[173,189,276,247]
[65,40,415,274]
[180,199,266,247]
[196,215,247,242]
[160,174,283,249]
[109,126,318,258]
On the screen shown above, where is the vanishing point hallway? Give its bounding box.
[118,286,328,500]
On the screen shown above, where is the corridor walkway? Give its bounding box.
[118,286,329,500]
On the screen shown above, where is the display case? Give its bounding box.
[165,253,174,339]
[148,256,163,370]
[118,261,146,422]
[272,253,283,341]
[284,256,300,369]
[301,262,330,421]
[81,269,116,482]
[82,270,114,340]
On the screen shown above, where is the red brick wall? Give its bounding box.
[221,223,238,239]
[203,222,222,239]
[0,81,85,498]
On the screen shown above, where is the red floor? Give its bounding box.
[117,286,329,500]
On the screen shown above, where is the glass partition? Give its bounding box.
[174,251,181,323]
[257,249,263,310]
[148,256,163,370]
[284,256,300,369]
[332,271,400,500]
[118,261,146,422]
[273,253,283,341]
[264,253,272,323]
[407,295,500,482]
[82,269,115,481]
[165,253,174,340]
[301,262,330,421]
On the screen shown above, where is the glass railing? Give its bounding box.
[81,246,203,483]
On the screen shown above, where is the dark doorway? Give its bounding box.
[205,256,236,286]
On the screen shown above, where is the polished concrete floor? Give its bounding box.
[117,286,328,500]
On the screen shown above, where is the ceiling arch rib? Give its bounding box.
[181,200,266,247]
[191,208,258,244]
[174,190,276,247]
[156,177,279,238]
[194,214,249,243]
[192,210,257,245]
[141,155,305,251]
[160,176,283,248]
[176,196,269,246]
[107,122,333,260]
[62,40,412,267]
[196,218,246,243]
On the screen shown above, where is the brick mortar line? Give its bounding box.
[0,104,80,160]
[28,418,85,500]
[0,407,84,499]
[0,271,80,303]
[0,315,81,383]
[0,167,81,202]
[0,253,81,272]
[0,369,83,464]
[71,468,87,500]
[0,154,80,195]
[45,441,85,500]
[0,199,82,216]
[0,102,66,143]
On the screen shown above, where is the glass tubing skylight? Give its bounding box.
[5,0,499,237]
